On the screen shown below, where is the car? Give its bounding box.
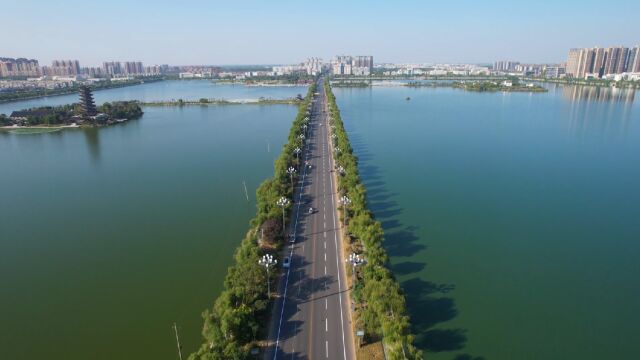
[288,233,295,243]
[283,257,291,268]
[308,207,314,214]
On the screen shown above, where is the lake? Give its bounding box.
[0,81,304,359]
[334,84,640,359]
[0,80,307,115]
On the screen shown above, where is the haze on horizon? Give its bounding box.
[2,0,638,66]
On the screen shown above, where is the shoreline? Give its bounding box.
[139,98,301,106]
[0,78,163,104]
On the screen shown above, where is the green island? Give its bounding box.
[453,80,547,92]
[0,77,164,103]
[331,80,371,88]
[1,101,143,128]
[188,82,317,359]
[325,79,422,359]
[140,96,302,107]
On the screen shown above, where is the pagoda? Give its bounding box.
[78,85,97,117]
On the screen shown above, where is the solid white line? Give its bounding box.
[327,105,349,360]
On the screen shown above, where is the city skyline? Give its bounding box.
[2,0,639,66]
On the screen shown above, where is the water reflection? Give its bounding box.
[557,85,637,139]
[562,85,635,103]
[83,127,101,162]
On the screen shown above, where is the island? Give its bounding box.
[1,86,143,129]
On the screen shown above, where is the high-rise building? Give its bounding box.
[628,46,640,73]
[0,57,40,77]
[49,60,81,75]
[332,55,373,75]
[604,47,628,75]
[102,61,123,76]
[567,46,636,78]
[123,61,144,75]
[493,60,520,72]
[79,86,97,117]
[566,49,581,77]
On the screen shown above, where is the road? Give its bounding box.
[264,77,355,360]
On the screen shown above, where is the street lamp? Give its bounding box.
[337,165,345,175]
[287,166,296,188]
[334,146,341,154]
[340,195,351,228]
[299,133,306,140]
[294,147,302,159]
[259,254,277,297]
[347,253,364,311]
[276,197,290,237]
[346,252,364,289]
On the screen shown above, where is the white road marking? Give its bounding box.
[326,341,329,358]
[326,318,328,332]
[325,298,328,309]
[324,265,327,275]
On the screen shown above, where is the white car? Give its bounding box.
[308,207,314,214]
[283,257,291,268]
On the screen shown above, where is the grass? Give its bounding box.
[357,341,386,360]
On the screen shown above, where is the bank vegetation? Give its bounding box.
[325,79,422,359]
[189,83,316,359]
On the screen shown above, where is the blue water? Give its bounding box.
[335,83,640,360]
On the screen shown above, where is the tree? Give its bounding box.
[260,218,282,244]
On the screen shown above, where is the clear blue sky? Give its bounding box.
[2,0,638,66]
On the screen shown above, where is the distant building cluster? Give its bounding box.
[566,46,640,79]
[331,56,373,76]
[380,63,490,76]
[272,58,325,76]
[0,58,40,77]
[567,46,640,79]
[493,61,520,72]
[0,56,169,79]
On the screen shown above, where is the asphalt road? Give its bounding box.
[264,78,355,360]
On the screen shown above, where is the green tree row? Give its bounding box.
[324,79,423,359]
[2,101,143,126]
[189,81,317,360]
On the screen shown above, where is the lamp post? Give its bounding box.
[258,254,277,298]
[347,253,363,282]
[337,165,345,175]
[340,195,351,228]
[276,197,290,237]
[346,253,364,310]
[294,147,301,159]
[287,166,296,189]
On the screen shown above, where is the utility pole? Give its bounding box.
[173,322,183,360]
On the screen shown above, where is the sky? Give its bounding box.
[2,0,639,66]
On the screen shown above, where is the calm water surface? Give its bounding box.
[0,80,307,115]
[335,84,640,360]
[0,83,302,359]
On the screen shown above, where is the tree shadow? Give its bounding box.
[347,129,480,358]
